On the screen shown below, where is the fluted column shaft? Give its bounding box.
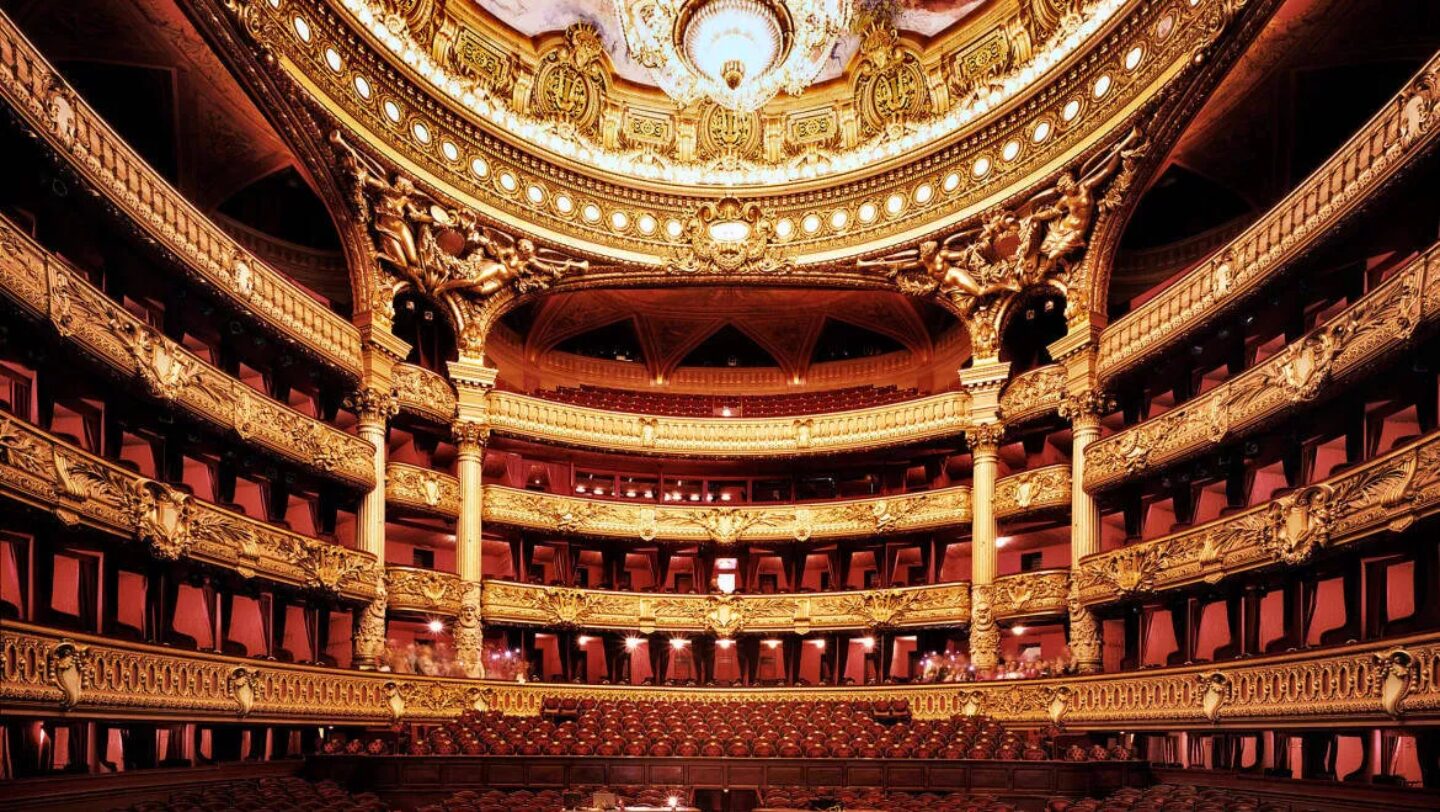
[351,389,396,671]
[1062,394,1106,673]
[453,421,488,678]
[967,424,1003,671]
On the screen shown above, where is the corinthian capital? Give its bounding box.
[451,419,490,451]
[966,421,1006,451]
[1057,389,1114,423]
[346,385,399,424]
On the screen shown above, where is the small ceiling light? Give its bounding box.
[427,619,445,634]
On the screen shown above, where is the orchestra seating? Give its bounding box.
[418,786,692,812]
[1047,784,1283,811]
[760,786,1018,810]
[118,776,386,812]
[536,385,921,417]
[394,699,1058,760]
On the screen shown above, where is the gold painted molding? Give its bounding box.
[994,464,1071,518]
[0,415,380,600]
[480,581,970,634]
[482,484,972,543]
[1076,430,1440,604]
[998,364,1068,425]
[1097,51,1440,381]
[387,566,463,617]
[1087,241,1440,490]
[0,13,363,376]
[6,620,1438,729]
[0,216,375,488]
[386,462,461,518]
[991,569,1070,620]
[486,390,973,457]
[392,363,457,425]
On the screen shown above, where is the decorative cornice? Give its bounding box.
[0,13,363,376]
[0,415,381,600]
[6,620,1439,729]
[486,390,972,457]
[481,581,970,634]
[1076,430,1440,604]
[1086,242,1439,491]
[386,463,461,518]
[0,216,375,488]
[392,363,458,425]
[1097,51,1440,382]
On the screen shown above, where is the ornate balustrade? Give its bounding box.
[482,484,972,543]
[392,364,456,425]
[0,13,363,376]
[485,390,972,457]
[0,217,375,488]
[386,566,462,617]
[480,581,970,634]
[1086,241,1440,491]
[998,365,1068,425]
[5,620,1437,730]
[386,462,460,517]
[991,570,1070,621]
[0,414,380,600]
[1076,430,1440,605]
[1096,51,1440,382]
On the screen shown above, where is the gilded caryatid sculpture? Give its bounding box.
[330,131,587,342]
[862,126,1146,356]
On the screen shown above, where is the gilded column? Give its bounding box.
[967,422,1004,671]
[1059,390,1109,673]
[449,359,498,679]
[348,325,408,671]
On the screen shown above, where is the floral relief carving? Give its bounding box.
[991,571,1068,618]
[386,567,461,613]
[999,364,1067,422]
[386,463,460,516]
[392,363,457,424]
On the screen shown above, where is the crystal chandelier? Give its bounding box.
[615,0,850,112]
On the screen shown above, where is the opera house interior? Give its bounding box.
[2,0,1440,809]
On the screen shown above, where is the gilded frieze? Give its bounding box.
[0,15,362,375]
[994,464,1070,516]
[998,364,1067,424]
[392,363,458,425]
[386,462,461,517]
[0,218,375,487]
[1097,53,1440,381]
[990,569,1069,620]
[6,621,1439,729]
[1075,430,1440,604]
[0,415,380,601]
[480,581,970,633]
[387,566,462,616]
[1087,243,1439,491]
[485,390,972,457]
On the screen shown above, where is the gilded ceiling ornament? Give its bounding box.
[451,26,517,96]
[853,24,931,139]
[530,24,609,138]
[946,26,1011,104]
[698,103,762,164]
[666,197,793,276]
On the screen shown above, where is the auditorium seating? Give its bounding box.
[537,385,922,417]
[419,786,692,812]
[761,786,1018,811]
[390,698,1056,760]
[119,776,386,812]
[1046,784,1289,811]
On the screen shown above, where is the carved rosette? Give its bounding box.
[969,584,999,669]
[454,582,484,678]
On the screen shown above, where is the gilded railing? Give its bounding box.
[386,566,462,616]
[386,462,461,517]
[0,217,374,488]
[1087,241,1440,491]
[393,363,456,425]
[998,365,1067,425]
[1097,51,1440,381]
[6,620,1438,729]
[994,464,1071,518]
[482,485,972,543]
[991,570,1070,620]
[1076,430,1440,604]
[480,581,970,634]
[0,13,363,376]
[0,414,380,600]
[485,391,972,457]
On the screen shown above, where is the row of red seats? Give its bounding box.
[1048,784,1284,811]
[122,777,385,812]
[761,786,1018,811]
[400,697,1057,760]
[538,384,920,417]
[419,786,691,812]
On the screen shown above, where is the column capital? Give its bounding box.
[346,385,399,425]
[966,421,1006,453]
[1057,389,1114,426]
[452,419,491,452]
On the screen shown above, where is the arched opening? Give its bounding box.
[392,292,458,374]
[999,291,1068,374]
